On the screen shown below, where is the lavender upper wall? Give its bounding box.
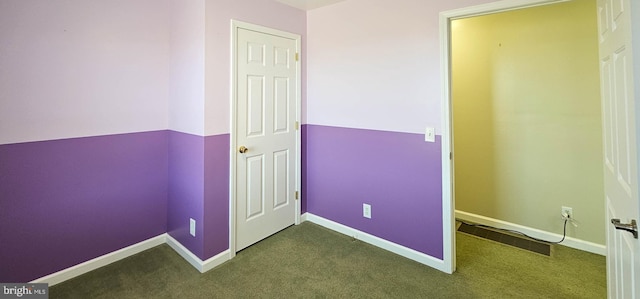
[0,131,168,282]
[168,0,306,136]
[306,0,495,134]
[169,0,206,136]
[304,125,443,258]
[204,0,307,135]
[0,0,171,145]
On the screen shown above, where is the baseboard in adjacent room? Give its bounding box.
[455,210,606,256]
[30,234,167,286]
[302,213,448,273]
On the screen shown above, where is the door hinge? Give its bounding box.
[450,152,453,160]
[295,121,299,130]
[295,191,299,200]
[295,52,299,62]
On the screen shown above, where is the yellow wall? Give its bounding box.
[452,0,604,244]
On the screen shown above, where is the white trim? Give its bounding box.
[229,20,302,255]
[439,5,456,275]
[439,0,573,275]
[231,20,301,40]
[30,234,166,286]
[304,213,449,273]
[229,19,238,261]
[456,210,606,256]
[294,34,302,227]
[201,250,231,272]
[166,234,231,273]
[29,234,233,286]
[300,212,309,222]
[441,0,569,20]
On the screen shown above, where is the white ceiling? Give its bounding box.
[274,0,347,11]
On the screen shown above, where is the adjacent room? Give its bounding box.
[452,0,604,254]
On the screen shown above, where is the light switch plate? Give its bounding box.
[425,127,435,142]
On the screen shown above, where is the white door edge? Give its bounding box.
[438,0,569,274]
[229,20,302,257]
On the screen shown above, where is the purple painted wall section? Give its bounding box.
[0,131,169,282]
[167,131,230,261]
[203,134,230,259]
[167,131,205,259]
[301,125,308,214]
[2,124,439,281]
[304,125,443,259]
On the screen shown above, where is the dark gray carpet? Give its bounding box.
[50,222,606,298]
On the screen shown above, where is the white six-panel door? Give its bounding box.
[235,26,298,251]
[597,0,640,297]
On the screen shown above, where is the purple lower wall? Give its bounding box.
[167,131,230,261]
[0,131,169,282]
[1,130,231,282]
[203,134,230,259]
[301,125,308,214]
[167,131,205,259]
[1,125,439,282]
[304,125,443,259]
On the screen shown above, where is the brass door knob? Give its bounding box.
[239,146,248,153]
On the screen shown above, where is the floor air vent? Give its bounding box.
[457,222,551,256]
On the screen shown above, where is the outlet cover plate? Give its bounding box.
[363,203,371,219]
[561,206,573,219]
[190,218,196,237]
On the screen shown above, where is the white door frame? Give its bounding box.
[229,20,302,258]
[438,0,570,274]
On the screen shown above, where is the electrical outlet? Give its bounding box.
[363,203,372,219]
[190,218,196,237]
[561,206,573,220]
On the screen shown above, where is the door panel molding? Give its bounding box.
[597,0,640,296]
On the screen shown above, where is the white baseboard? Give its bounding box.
[303,213,448,273]
[31,210,603,286]
[166,234,231,273]
[30,234,232,286]
[31,234,167,286]
[455,210,606,256]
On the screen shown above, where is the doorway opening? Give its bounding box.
[440,0,603,272]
